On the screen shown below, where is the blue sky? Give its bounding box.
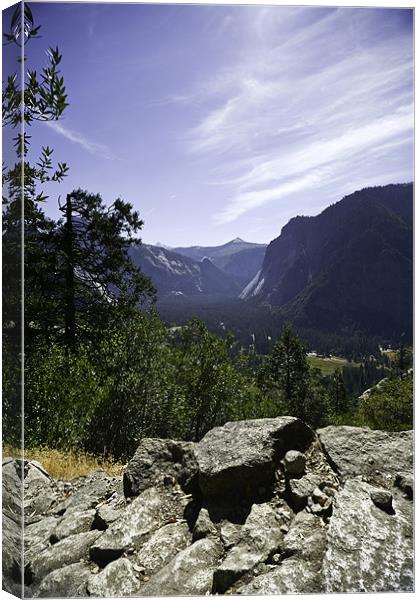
[9,2,414,246]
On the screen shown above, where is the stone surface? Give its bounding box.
[220,521,242,549]
[140,538,224,596]
[213,502,285,593]
[52,471,120,516]
[196,417,313,498]
[50,508,96,542]
[87,558,141,597]
[322,478,413,592]
[370,489,394,513]
[1,420,415,597]
[287,472,323,511]
[29,530,103,582]
[90,487,171,566]
[283,450,306,475]
[317,426,413,485]
[192,508,217,541]
[35,563,91,597]
[123,438,198,497]
[135,521,191,575]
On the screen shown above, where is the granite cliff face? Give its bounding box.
[241,183,413,339]
[2,418,413,597]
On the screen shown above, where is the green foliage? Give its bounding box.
[357,375,413,431]
[25,343,106,450]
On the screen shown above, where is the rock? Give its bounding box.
[220,521,242,549]
[213,503,285,593]
[25,516,59,564]
[24,461,57,517]
[2,459,24,515]
[87,558,141,597]
[238,509,327,594]
[284,450,306,475]
[140,538,224,596]
[90,487,171,567]
[196,417,313,498]
[35,563,91,597]
[370,489,394,514]
[236,556,320,594]
[317,426,413,485]
[287,472,322,511]
[93,502,124,530]
[135,521,191,575]
[123,438,198,497]
[395,473,413,500]
[3,513,23,585]
[192,508,217,541]
[29,530,103,582]
[52,471,120,515]
[50,509,96,543]
[322,478,414,592]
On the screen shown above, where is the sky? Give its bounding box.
[4,2,414,246]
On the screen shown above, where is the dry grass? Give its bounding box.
[2,445,124,480]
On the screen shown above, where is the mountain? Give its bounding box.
[173,238,267,288]
[129,244,241,298]
[241,183,413,339]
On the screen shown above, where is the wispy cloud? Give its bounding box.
[46,121,114,160]
[177,7,413,224]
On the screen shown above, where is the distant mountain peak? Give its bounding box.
[231,237,245,243]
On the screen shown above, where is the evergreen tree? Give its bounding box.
[259,326,310,421]
[54,190,156,350]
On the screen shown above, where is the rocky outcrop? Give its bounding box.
[195,416,313,498]
[2,417,414,597]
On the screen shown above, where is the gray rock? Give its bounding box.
[395,473,413,499]
[322,478,414,592]
[220,521,242,549]
[140,538,224,596]
[196,417,313,498]
[370,489,394,514]
[283,510,326,562]
[87,558,141,597]
[29,529,102,582]
[123,438,198,497]
[213,502,285,593]
[287,472,322,511]
[35,563,91,597]
[24,461,57,517]
[90,487,170,567]
[94,502,124,530]
[317,426,413,485]
[192,508,217,541]
[135,521,191,575]
[2,460,24,515]
[50,508,96,543]
[236,556,321,594]
[2,513,23,584]
[52,471,120,516]
[25,516,59,564]
[284,450,306,475]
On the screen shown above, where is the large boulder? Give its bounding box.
[196,417,314,498]
[317,426,413,485]
[140,537,224,596]
[90,486,186,567]
[123,438,198,497]
[322,478,413,592]
[87,558,142,597]
[135,521,191,575]
[35,563,91,598]
[29,530,103,582]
